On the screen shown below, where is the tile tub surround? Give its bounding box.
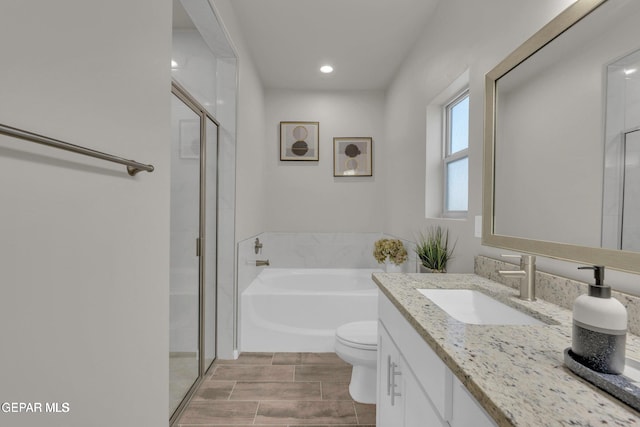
[475,255,640,336]
[372,272,640,427]
[176,352,375,426]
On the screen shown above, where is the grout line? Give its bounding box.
[253,400,260,425]
[228,380,237,401]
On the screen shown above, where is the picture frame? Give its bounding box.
[280,121,319,161]
[333,137,373,176]
[179,119,200,159]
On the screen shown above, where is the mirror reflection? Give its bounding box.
[602,49,640,251]
[492,0,640,252]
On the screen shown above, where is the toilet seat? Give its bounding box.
[335,321,377,350]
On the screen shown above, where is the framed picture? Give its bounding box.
[179,119,200,159]
[280,121,319,161]
[333,137,373,176]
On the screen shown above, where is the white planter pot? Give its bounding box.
[385,262,403,273]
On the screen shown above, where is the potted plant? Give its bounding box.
[373,238,408,272]
[415,226,456,273]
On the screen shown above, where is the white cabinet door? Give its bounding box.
[378,321,445,427]
[449,376,497,427]
[403,367,444,427]
[378,321,404,427]
[378,293,497,427]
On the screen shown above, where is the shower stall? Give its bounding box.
[169,81,218,418]
[169,0,237,423]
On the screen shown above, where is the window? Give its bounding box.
[443,90,469,216]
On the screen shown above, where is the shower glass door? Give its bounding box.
[169,92,201,416]
[169,82,219,422]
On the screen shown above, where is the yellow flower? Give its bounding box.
[373,239,407,265]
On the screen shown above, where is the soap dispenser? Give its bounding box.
[572,265,627,374]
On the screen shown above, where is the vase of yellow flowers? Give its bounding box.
[373,238,408,272]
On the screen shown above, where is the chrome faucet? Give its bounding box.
[498,254,536,301]
[255,259,270,267]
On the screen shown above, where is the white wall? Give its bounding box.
[0,1,171,426]
[213,0,266,242]
[211,0,266,357]
[264,89,386,232]
[384,0,640,295]
[383,0,575,274]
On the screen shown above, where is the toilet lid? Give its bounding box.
[336,321,377,348]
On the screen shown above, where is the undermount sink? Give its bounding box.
[418,289,544,325]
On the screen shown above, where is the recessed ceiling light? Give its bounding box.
[624,68,637,76]
[320,65,334,74]
[171,59,178,68]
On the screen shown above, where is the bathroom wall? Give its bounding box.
[382,0,576,274]
[229,0,577,274]
[381,0,640,294]
[263,89,386,233]
[0,1,171,426]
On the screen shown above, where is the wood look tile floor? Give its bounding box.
[176,352,376,426]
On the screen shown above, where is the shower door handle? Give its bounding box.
[196,238,201,257]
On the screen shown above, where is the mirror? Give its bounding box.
[483,0,640,273]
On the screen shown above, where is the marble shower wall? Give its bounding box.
[236,231,417,334]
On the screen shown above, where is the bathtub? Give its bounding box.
[240,268,380,352]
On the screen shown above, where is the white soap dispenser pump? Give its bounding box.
[572,265,627,374]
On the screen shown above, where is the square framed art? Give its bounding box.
[280,121,319,161]
[333,137,372,176]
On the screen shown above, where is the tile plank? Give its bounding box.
[177,401,258,425]
[295,365,353,382]
[231,381,321,401]
[255,400,357,425]
[212,365,295,382]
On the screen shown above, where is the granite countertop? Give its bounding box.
[372,272,640,427]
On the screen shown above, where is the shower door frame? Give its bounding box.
[170,80,220,425]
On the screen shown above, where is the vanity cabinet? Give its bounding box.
[378,322,444,426]
[377,293,497,427]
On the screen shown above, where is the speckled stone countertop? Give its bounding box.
[372,273,640,427]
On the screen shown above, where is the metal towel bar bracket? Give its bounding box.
[0,123,154,176]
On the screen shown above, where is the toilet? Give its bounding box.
[334,320,378,404]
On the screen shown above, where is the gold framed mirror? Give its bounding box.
[483,0,640,273]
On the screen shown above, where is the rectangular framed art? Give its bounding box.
[280,121,319,161]
[333,137,372,176]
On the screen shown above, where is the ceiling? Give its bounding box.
[228,0,441,91]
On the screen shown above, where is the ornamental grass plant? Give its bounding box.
[415,226,456,272]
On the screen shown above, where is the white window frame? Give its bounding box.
[442,89,469,218]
